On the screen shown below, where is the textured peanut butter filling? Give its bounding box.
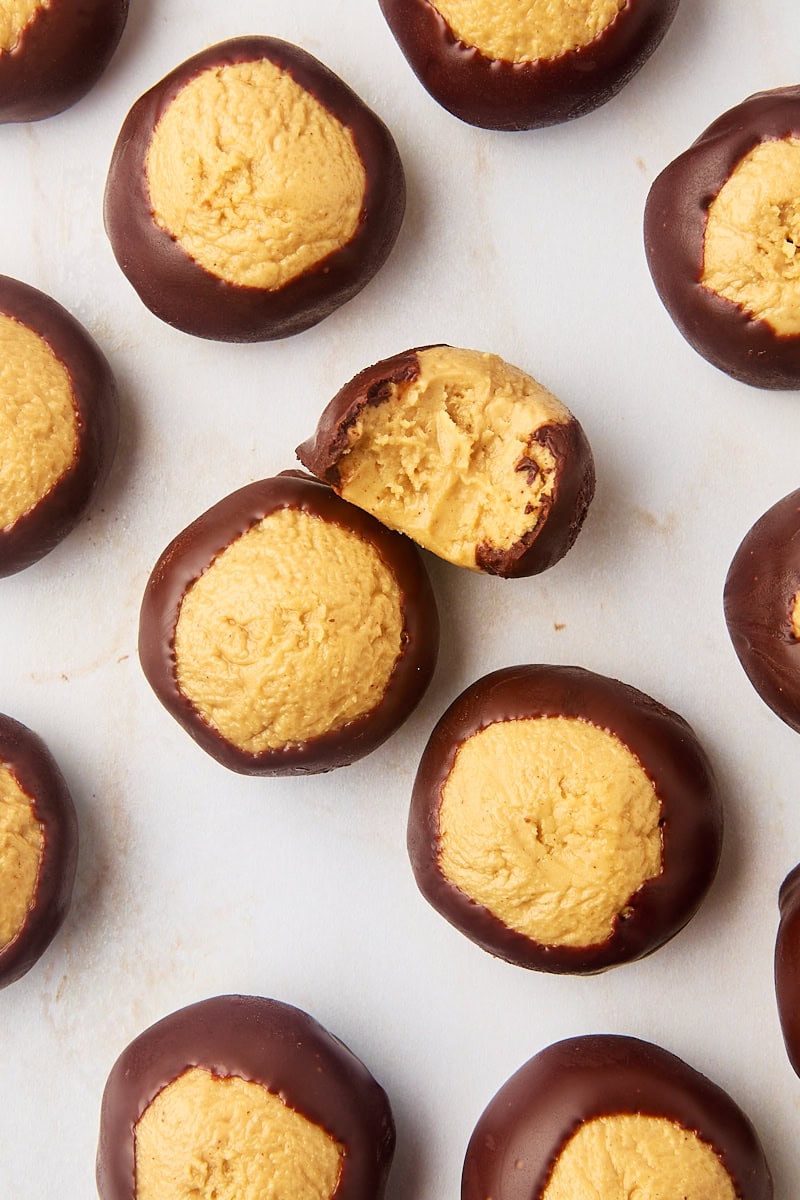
[0,761,44,952]
[438,717,662,948]
[146,59,367,290]
[429,0,625,63]
[174,507,404,752]
[703,137,800,336]
[0,0,48,53]
[135,1067,344,1200]
[336,346,570,571]
[544,1114,736,1200]
[792,591,800,640]
[0,312,78,531]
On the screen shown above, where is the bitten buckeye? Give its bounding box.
[408,665,722,973]
[105,37,405,341]
[297,346,594,578]
[378,0,680,130]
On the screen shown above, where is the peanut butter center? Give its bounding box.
[0,761,44,952]
[146,58,367,290]
[544,1114,736,1200]
[791,591,800,640]
[429,0,625,64]
[438,716,662,948]
[135,1066,343,1200]
[0,0,48,53]
[336,346,570,571]
[0,312,78,531]
[703,137,800,336]
[174,507,404,753]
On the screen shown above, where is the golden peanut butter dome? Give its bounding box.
[543,1114,737,1200]
[0,760,44,953]
[0,311,78,531]
[0,0,46,52]
[438,717,662,949]
[135,1068,344,1200]
[174,508,404,754]
[429,0,626,63]
[702,137,800,336]
[146,58,367,291]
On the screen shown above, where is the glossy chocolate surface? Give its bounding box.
[139,472,439,775]
[0,0,128,123]
[104,37,406,342]
[409,665,722,973]
[378,0,679,130]
[776,864,800,1078]
[645,86,800,388]
[0,713,78,989]
[0,274,119,577]
[296,346,595,578]
[462,1034,772,1200]
[96,994,395,1200]
[724,489,800,732]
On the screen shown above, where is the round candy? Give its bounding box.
[0,0,128,123]
[0,713,78,989]
[378,0,680,130]
[724,489,800,734]
[96,995,395,1200]
[139,472,439,775]
[297,346,595,578]
[645,86,800,388]
[105,37,405,341]
[462,1035,772,1200]
[776,863,800,1078]
[408,665,722,973]
[0,274,119,577]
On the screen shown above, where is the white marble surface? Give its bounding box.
[2,1,800,1196]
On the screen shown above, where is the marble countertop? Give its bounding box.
[2,1,800,1195]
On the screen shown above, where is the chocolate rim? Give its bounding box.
[0,274,119,577]
[462,1034,772,1200]
[723,489,800,733]
[776,863,800,1078]
[408,665,722,973]
[378,0,680,130]
[0,713,78,989]
[296,345,595,578]
[644,86,800,389]
[139,472,439,775]
[96,994,396,1200]
[104,36,406,342]
[0,0,128,123]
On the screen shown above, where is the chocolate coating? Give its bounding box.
[462,1034,772,1200]
[0,713,78,989]
[104,37,406,342]
[296,346,595,579]
[645,86,800,388]
[776,864,800,1078]
[0,274,119,577]
[96,994,395,1200]
[139,472,439,775]
[0,0,128,123]
[724,489,800,733]
[409,665,722,973]
[378,0,679,130]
